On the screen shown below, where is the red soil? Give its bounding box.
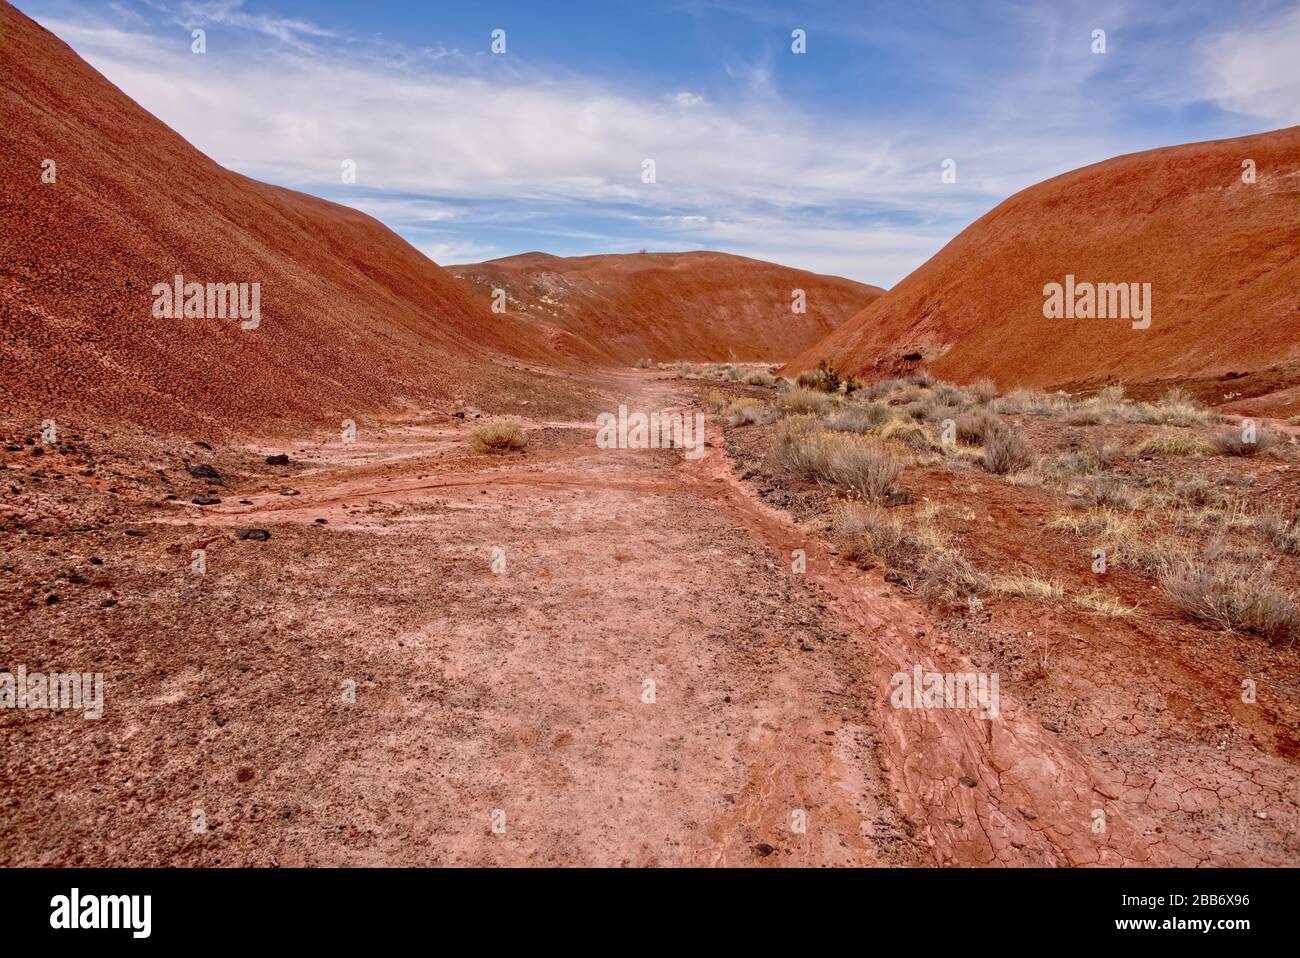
[450,251,882,365]
[787,128,1300,399]
[0,2,578,440]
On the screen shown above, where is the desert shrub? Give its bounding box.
[1160,558,1299,642]
[768,420,901,500]
[820,435,903,500]
[983,424,1033,474]
[796,359,843,393]
[1134,430,1212,457]
[726,397,772,426]
[868,378,906,400]
[1288,415,1300,426]
[780,385,835,416]
[1065,405,1105,426]
[831,503,986,605]
[1098,384,1126,405]
[1213,424,1279,456]
[1080,477,1141,511]
[879,417,939,451]
[745,369,777,387]
[921,396,963,423]
[634,357,654,369]
[993,388,1070,417]
[904,370,936,388]
[955,410,998,445]
[825,403,891,433]
[1254,512,1300,555]
[968,377,998,403]
[931,382,968,407]
[704,389,730,413]
[1167,477,1228,510]
[471,421,527,453]
[1048,439,1118,475]
[1122,389,1209,428]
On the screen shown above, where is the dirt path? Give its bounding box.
[1,372,924,866]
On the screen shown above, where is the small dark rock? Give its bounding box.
[100,598,117,608]
[45,593,59,605]
[314,518,327,524]
[752,843,776,857]
[187,464,220,480]
[237,767,255,783]
[265,454,290,466]
[958,776,977,788]
[1041,720,1061,733]
[235,528,271,541]
[192,496,222,506]
[883,490,914,508]
[279,489,300,497]
[123,529,149,537]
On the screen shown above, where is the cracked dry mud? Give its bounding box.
[1,371,1296,866]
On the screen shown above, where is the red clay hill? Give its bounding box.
[788,128,1300,406]
[0,1,580,438]
[449,251,882,366]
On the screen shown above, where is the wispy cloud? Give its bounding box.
[25,0,1294,285]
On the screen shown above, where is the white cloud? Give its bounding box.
[1205,6,1300,126]
[416,240,499,265]
[31,2,1240,286]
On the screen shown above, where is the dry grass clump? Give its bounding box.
[779,385,836,416]
[634,357,654,369]
[1288,415,1300,426]
[825,402,891,433]
[878,417,939,451]
[955,410,998,445]
[968,377,998,403]
[1254,512,1300,556]
[1065,405,1106,426]
[1160,557,1299,642]
[1133,430,1212,457]
[1213,424,1279,456]
[744,369,777,387]
[992,388,1072,417]
[831,502,987,605]
[725,397,773,426]
[983,424,1033,474]
[1048,508,1167,573]
[1121,388,1209,428]
[1166,477,1228,510]
[471,421,527,454]
[1047,440,1119,476]
[1078,477,1141,511]
[1073,590,1139,617]
[1098,384,1125,405]
[992,574,1063,600]
[768,419,901,500]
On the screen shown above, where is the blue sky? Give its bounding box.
[20,0,1300,285]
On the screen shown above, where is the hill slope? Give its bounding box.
[787,128,1300,399]
[449,251,883,365]
[0,1,571,438]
